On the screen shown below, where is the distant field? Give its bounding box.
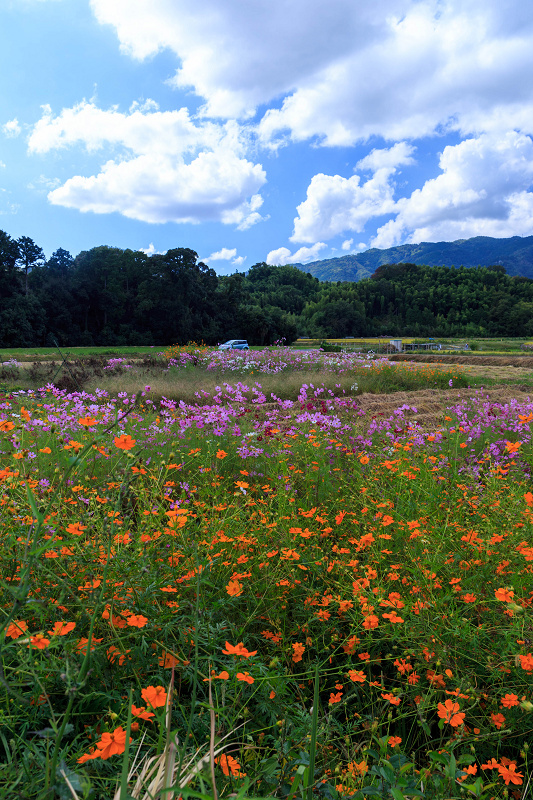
[0,345,162,362]
[2,338,533,363]
[0,344,275,362]
[295,337,533,354]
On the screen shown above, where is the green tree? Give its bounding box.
[17,236,45,295]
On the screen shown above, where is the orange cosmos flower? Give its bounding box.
[359,455,369,465]
[381,515,394,526]
[114,434,136,450]
[505,440,522,453]
[236,672,254,684]
[39,446,51,453]
[426,670,446,688]
[292,642,305,663]
[76,637,103,654]
[491,713,506,729]
[348,760,368,776]
[437,699,465,727]
[363,615,379,629]
[78,578,101,590]
[497,762,524,786]
[48,621,76,636]
[222,641,257,658]
[216,754,246,777]
[203,670,230,682]
[329,691,343,704]
[141,685,167,709]
[131,704,155,721]
[494,588,514,602]
[481,758,499,771]
[518,653,533,672]
[501,693,519,708]
[79,417,97,427]
[226,579,243,597]
[107,646,128,665]
[6,620,28,639]
[127,614,149,628]
[347,669,365,684]
[159,651,180,668]
[0,420,15,432]
[66,523,87,536]
[388,736,402,747]
[216,449,227,459]
[381,693,401,706]
[29,634,50,650]
[77,748,100,764]
[383,611,404,623]
[95,726,131,759]
[343,635,360,654]
[524,491,533,506]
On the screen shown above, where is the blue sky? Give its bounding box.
[2,0,533,274]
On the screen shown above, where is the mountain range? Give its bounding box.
[292,235,533,282]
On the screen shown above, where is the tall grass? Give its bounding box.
[0,352,474,402]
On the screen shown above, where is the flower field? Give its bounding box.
[0,350,532,799]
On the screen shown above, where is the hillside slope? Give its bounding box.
[292,235,533,281]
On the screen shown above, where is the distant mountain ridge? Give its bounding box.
[292,235,533,282]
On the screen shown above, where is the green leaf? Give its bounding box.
[390,788,406,800]
[55,762,86,800]
[445,753,457,779]
[287,765,306,800]
[25,482,44,526]
[259,756,280,776]
[398,763,414,776]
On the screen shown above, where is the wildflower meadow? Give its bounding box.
[0,345,532,799]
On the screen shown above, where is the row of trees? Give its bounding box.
[2,228,533,347]
[301,262,533,338]
[0,231,304,347]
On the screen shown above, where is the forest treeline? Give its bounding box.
[2,228,533,347]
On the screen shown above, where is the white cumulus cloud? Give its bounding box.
[266,242,327,265]
[258,2,533,146]
[28,101,266,226]
[371,131,533,247]
[204,248,237,261]
[90,0,533,145]
[140,243,165,256]
[291,143,415,243]
[3,119,21,138]
[89,0,400,119]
